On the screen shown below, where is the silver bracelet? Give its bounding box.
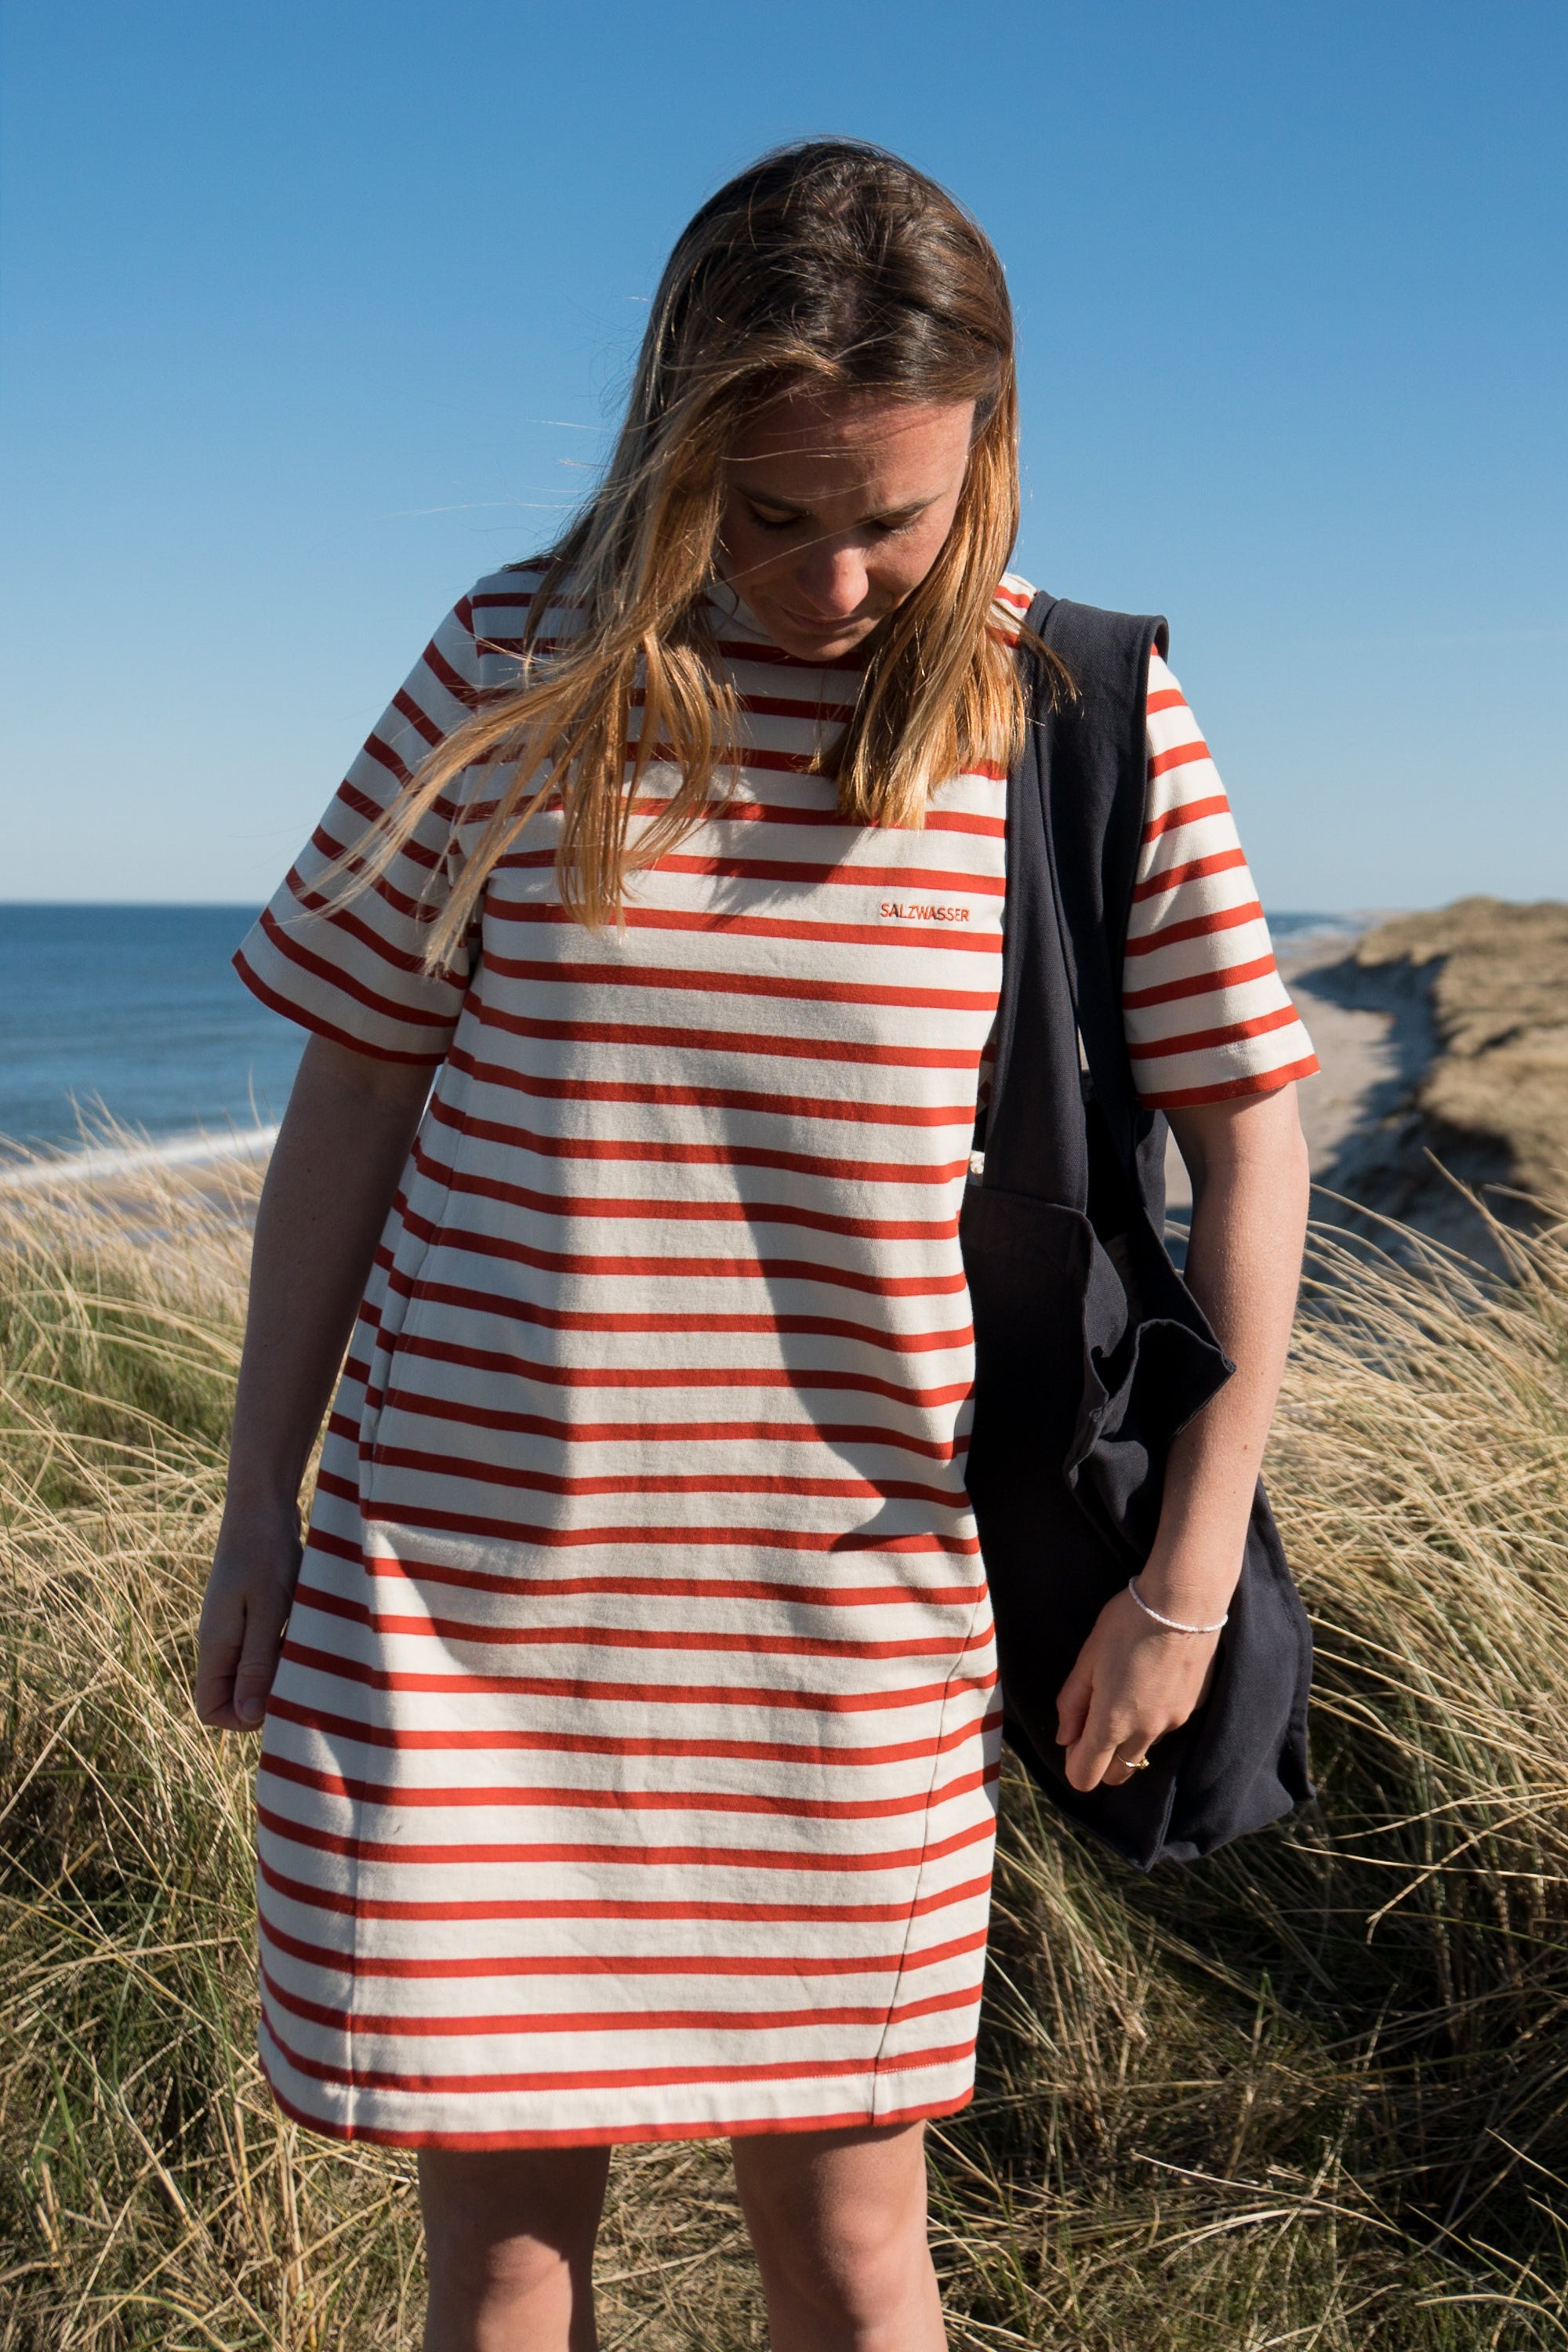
[1127,1577,1229,1635]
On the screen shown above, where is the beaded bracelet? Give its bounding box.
[1127,1577,1229,1635]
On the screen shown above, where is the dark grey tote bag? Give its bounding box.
[959,592,1314,1868]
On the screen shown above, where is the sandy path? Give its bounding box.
[1163,938,1409,1218]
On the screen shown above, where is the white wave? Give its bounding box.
[0,1123,278,1192]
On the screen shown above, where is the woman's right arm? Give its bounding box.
[194,1034,434,1731]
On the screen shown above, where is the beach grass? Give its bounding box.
[2,1137,1567,2347]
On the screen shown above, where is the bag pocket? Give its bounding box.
[1066,1207,1233,1561]
[962,1181,1231,1563]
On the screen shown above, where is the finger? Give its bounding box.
[194,1595,245,1730]
[1054,1658,1093,1751]
[196,1668,252,1734]
[194,1656,241,1729]
[1068,1705,1156,1791]
[231,1589,292,1730]
[1063,1725,1123,1793]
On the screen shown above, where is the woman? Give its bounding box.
[198,140,1313,2352]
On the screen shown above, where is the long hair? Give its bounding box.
[337,140,1054,963]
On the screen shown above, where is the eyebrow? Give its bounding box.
[733,484,941,528]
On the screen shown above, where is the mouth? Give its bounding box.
[773,607,875,637]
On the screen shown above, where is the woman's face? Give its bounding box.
[717,387,976,662]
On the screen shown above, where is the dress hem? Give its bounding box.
[260,2053,975,2151]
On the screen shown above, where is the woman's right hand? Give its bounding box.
[189,1035,433,1736]
[195,1506,303,1731]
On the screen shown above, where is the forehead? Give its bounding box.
[724,388,975,494]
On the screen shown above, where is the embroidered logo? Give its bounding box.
[879,902,971,924]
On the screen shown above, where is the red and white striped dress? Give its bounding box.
[235,568,1315,2149]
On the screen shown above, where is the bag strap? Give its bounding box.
[981,590,1169,1209]
[977,597,1084,1207]
[1032,593,1168,1180]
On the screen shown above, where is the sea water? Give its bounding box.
[0,904,303,1155]
[0,901,1361,1171]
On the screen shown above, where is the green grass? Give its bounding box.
[2,1140,1567,2347]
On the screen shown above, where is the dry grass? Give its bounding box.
[2,1133,1567,2347]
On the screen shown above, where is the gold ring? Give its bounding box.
[1114,1752,1152,1773]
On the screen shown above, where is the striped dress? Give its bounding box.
[235,567,1316,2149]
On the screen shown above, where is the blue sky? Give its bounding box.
[2,1,1563,913]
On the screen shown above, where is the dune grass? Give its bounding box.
[2,1136,1567,2347]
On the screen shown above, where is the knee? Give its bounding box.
[419,2147,605,2314]
[757,2198,927,2332]
[423,2217,574,2306]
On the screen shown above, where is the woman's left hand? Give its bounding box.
[1054,1587,1221,1791]
[1050,1090,1311,1795]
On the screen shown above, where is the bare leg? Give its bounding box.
[731,2121,946,2352]
[419,2145,611,2352]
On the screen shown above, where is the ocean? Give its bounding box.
[0,902,1359,1167]
[0,904,302,1156]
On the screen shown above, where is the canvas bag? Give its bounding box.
[958,591,1314,1867]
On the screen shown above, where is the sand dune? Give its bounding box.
[1168,899,1568,1261]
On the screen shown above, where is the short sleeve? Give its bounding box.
[234,595,486,1064]
[1122,652,1319,1109]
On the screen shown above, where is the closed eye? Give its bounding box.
[742,499,924,537]
[744,503,804,533]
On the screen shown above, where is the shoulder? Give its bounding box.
[993,571,1036,644]
[467,557,561,645]
[1033,593,1169,684]
[463,557,587,688]
[1144,645,1185,713]
[993,573,1167,661]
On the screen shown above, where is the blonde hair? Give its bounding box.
[337,140,1051,965]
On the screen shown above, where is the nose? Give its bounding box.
[793,539,869,619]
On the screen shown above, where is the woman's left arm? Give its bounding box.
[1054,1083,1310,1791]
